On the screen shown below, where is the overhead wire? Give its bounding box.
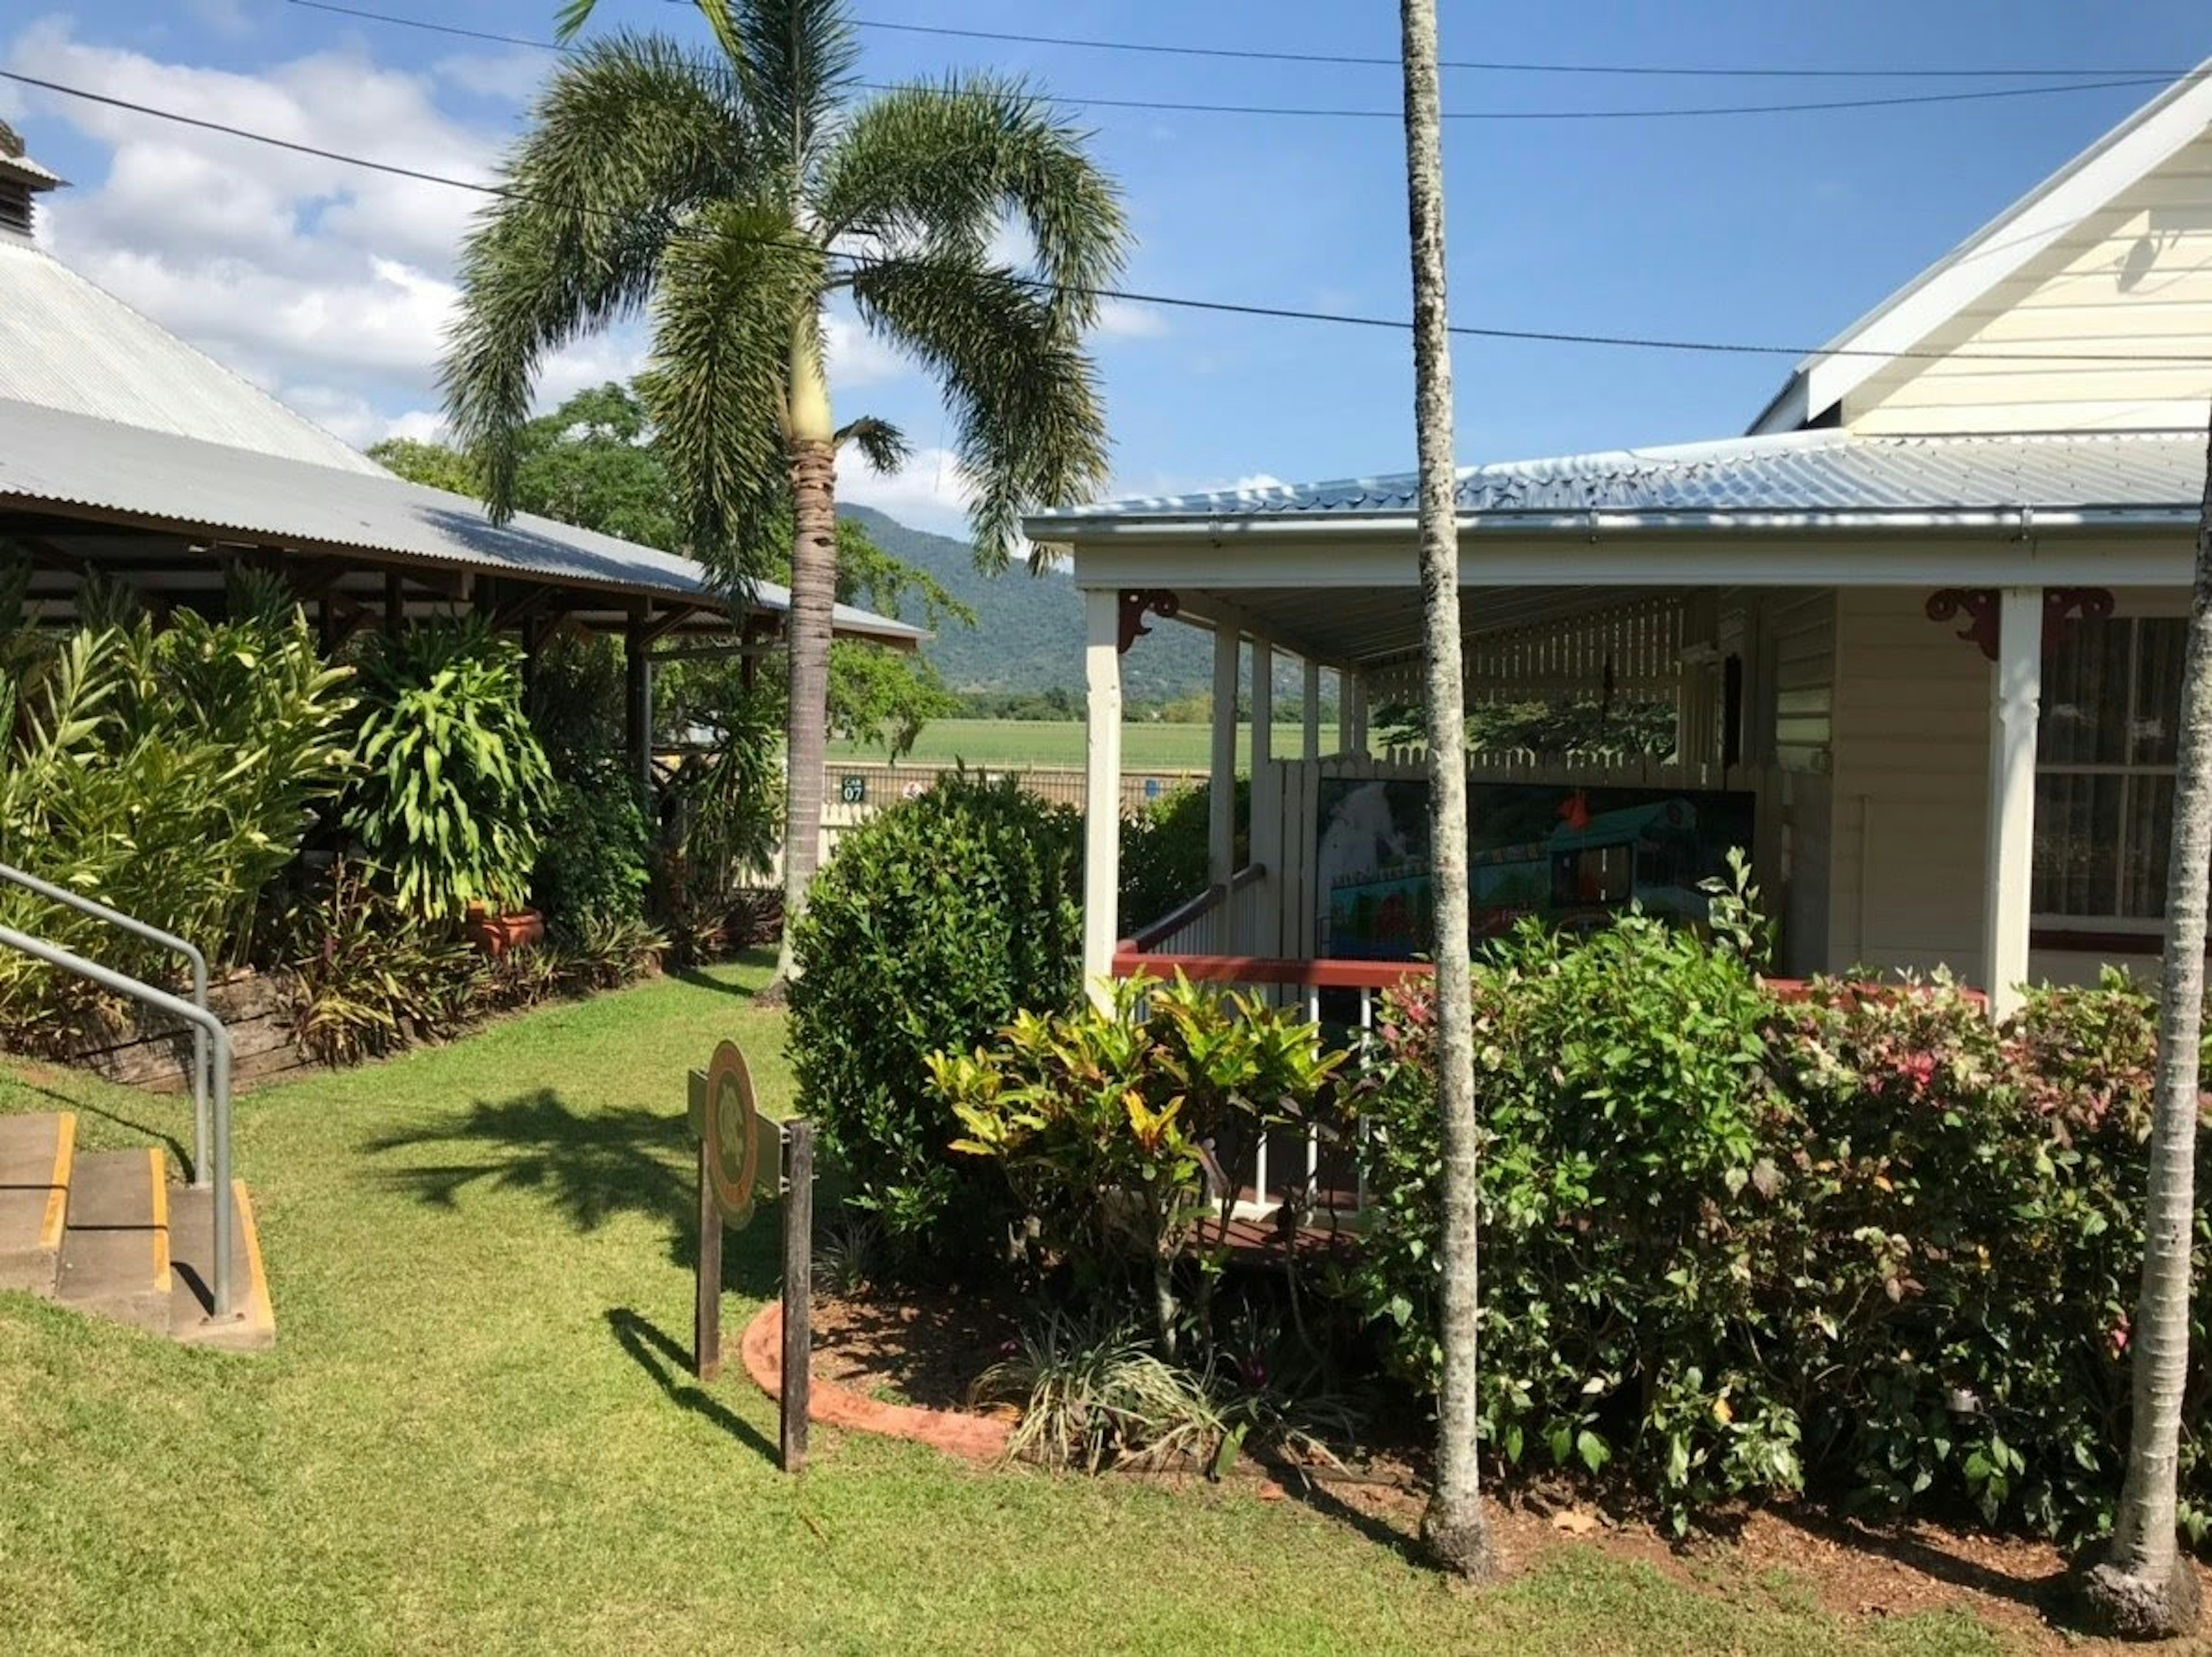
[9,62,2212,367]
[285,0,2191,123]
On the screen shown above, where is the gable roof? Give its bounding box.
[0,236,384,474]
[1029,427,2206,535]
[1749,60,2212,435]
[0,397,926,646]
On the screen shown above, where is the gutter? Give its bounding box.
[1027,504,2199,540]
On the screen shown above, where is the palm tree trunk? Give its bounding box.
[2080,408,2212,1639]
[1398,0,1496,1582]
[775,313,838,985]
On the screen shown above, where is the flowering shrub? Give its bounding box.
[1353,942,2212,1544]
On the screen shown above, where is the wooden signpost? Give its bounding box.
[688,1039,813,1472]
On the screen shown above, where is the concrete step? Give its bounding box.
[0,1111,74,1295]
[167,1181,275,1353]
[55,1148,171,1334]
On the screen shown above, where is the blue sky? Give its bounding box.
[3,0,2209,532]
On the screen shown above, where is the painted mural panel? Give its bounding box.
[1316,778,1756,960]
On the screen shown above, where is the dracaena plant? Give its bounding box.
[339,619,556,921]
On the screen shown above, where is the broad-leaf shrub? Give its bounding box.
[1353,911,1793,1530]
[1118,779,1248,935]
[789,772,1081,1257]
[338,620,555,920]
[0,597,353,1028]
[935,972,1347,1349]
[1353,942,2212,1544]
[532,763,652,942]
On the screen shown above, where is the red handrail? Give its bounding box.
[1112,950,1432,990]
[1121,863,1266,955]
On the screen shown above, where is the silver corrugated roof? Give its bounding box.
[1034,429,2209,528]
[0,237,384,474]
[0,397,925,644]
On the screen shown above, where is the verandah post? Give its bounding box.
[1983,584,2041,1020]
[1081,587,1124,1006]
[1210,625,1240,890]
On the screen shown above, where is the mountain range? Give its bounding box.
[839,505,1219,703]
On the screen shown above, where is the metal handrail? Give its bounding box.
[0,923,234,1319]
[0,862,211,1186]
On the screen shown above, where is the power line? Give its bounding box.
[10,64,2212,367]
[838,14,2200,83]
[285,1,2188,123]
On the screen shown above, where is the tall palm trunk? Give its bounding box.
[2080,407,2212,1639]
[777,312,838,984]
[1398,0,1496,1581]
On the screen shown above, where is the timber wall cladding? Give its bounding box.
[2,971,311,1093]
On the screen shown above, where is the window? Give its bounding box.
[2034,615,2184,923]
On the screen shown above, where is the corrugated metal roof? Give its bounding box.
[1033,429,2209,528]
[0,237,385,475]
[0,397,926,644]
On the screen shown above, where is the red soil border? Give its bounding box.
[740,1300,1011,1462]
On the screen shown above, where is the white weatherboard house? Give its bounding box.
[1032,63,2212,1021]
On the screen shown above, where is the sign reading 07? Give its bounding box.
[687,1040,780,1230]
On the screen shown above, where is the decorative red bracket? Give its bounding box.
[1925,587,2114,662]
[1118,587,1181,653]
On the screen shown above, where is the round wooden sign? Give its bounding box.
[703,1038,761,1225]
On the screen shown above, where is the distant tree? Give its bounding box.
[446,0,1129,984]
[369,436,479,496]
[373,388,967,760]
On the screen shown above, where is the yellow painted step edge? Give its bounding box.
[233,1178,273,1339]
[36,1113,75,1255]
[147,1149,171,1294]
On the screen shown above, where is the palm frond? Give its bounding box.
[440,33,754,517]
[642,199,823,586]
[730,0,861,184]
[851,258,1110,571]
[815,74,1128,321]
[834,415,910,476]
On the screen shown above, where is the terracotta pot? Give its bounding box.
[463,906,545,957]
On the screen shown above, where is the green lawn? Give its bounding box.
[830,717,1312,772]
[0,959,2015,1654]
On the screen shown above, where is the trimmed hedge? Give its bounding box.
[789,771,1082,1260]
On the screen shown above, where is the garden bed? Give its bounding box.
[771,1277,2195,1652]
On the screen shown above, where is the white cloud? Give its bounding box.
[822,310,907,389]
[1096,298,1167,340]
[278,385,441,449]
[185,0,252,40]
[840,444,974,533]
[1231,472,1289,494]
[431,51,554,105]
[5,18,510,432]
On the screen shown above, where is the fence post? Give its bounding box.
[779,1120,815,1474]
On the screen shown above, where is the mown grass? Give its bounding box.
[828,717,1310,772]
[0,957,2016,1654]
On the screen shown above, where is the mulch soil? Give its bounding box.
[805,1282,2207,1652]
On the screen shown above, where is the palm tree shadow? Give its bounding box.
[361,1086,779,1292]
[606,1306,778,1464]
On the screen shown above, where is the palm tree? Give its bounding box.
[2077,409,2212,1639]
[1396,0,1497,1580]
[443,0,1127,980]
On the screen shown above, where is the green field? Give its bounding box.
[0,963,2013,1654]
[831,718,1313,772]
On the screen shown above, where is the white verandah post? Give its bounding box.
[1210,627,1240,889]
[1302,659,1323,761]
[1984,585,2041,1020]
[1250,639,1275,956]
[1082,587,1124,1007]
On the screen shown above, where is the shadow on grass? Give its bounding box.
[361,1086,779,1292]
[672,967,764,1002]
[607,1306,778,1464]
[2,1071,192,1171]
